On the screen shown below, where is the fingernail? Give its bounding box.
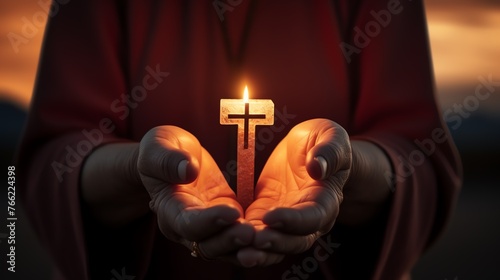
[216,218,232,226]
[258,242,271,249]
[177,160,189,181]
[315,156,327,179]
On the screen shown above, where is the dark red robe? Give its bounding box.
[18,0,462,279]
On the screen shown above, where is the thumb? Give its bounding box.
[304,120,351,180]
[138,126,200,185]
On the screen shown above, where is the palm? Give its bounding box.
[246,141,325,225]
[159,148,242,220]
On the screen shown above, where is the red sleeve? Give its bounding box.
[344,0,462,279]
[17,1,153,279]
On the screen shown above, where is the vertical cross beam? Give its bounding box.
[220,99,274,209]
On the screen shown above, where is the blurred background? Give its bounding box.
[0,0,499,279]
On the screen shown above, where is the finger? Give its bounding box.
[197,222,255,260]
[252,227,320,255]
[237,247,285,267]
[304,120,351,181]
[138,126,200,184]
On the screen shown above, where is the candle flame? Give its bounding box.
[243,86,249,103]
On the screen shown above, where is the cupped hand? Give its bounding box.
[138,126,254,263]
[242,119,351,267]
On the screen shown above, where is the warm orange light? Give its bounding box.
[220,85,274,209]
[243,86,249,103]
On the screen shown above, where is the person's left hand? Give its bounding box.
[241,119,352,267]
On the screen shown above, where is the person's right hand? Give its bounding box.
[138,126,254,263]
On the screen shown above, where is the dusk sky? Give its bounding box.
[1,0,499,111]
